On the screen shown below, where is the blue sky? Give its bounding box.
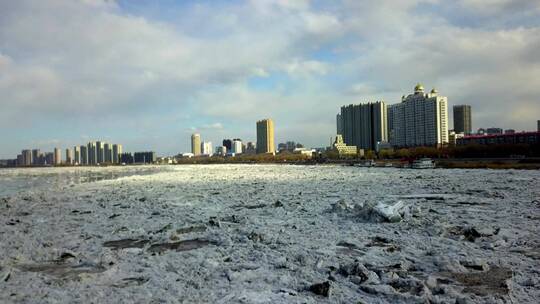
[1,0,540,158]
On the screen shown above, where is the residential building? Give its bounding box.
[104,143,112,163]
[21,150,32,166]
[232,139,243,154]
[201,141,213,156]
[388,84,448,147]
[256,118,275,154]
[457,131,540,146]
[120,152,134,164]
[32,149,40,165]
[54,148,62,165]
[87,142,97,165]
[112,144,122,164]
[453,105,472,134]
[505,129,515,134]
[222,139,232,151]
[65,148,72,164]
[332,134,357,156]
[96,141,104,164]
[216,146,227,156]
[245,142,257,154]
[74,146,81,165]
[336,113,343,135]
[45,152,54,165]
[191,133,201,156]
[80,145,88,165]
[134,152,156,164]
[340,101,388,151]
[486,128,503,135]
[448,131,465,146]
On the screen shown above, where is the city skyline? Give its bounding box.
[1,1,540,158]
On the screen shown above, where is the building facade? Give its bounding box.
[256,118,275,154]
[453,105,472,134]
[232,139,243,154]
[112,144,122,164]
[340,101,388,151]
[336,114,343,135]
[191,133,201,156]
[65,149,73,164]
[21,150,32,166]
[201,141,213,156]
[457,131,540,146]
[134,152,156,164]
[54,148,62,165]
[333,135,357,156]
[388,84,449,147]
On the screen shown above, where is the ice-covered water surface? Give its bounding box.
[1,165,539,303]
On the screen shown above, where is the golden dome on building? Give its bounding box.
[431,88,438,94]
[414,83,424,92]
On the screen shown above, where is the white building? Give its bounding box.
[74,146,81,165]
[388,84,448,147]
[201,141,213,156]
[232,139,243,154]
[216,146,227,156]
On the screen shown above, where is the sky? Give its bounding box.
[1,0,539,158]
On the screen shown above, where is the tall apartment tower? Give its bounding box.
[96,141,104,164]
[191,133,201,156]
[201,141,213,156]
[80,145,88,165]
[256,119,275,154]
[21,150,32,166]
[65,148,73,165]
[336,114,343,135]
[340,101,388,151]
[32,149,40,165]
[54,148,62,165]
[87,142,97,165]
[74,146,81,165]
[388,84,449,147]
[453,105,472,134]
[112,144,122,164]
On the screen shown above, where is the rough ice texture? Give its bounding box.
[1,165,539,303]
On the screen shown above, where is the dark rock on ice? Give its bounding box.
[108,213,121,219]
[147,239,214,253]
[442,266,513,296]
[103,238,149,250]
[17,260,106,279]
[308,281,331,297]
[175,225,207,234]
[112,276,149,288]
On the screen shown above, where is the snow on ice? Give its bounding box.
[0,165,539,303]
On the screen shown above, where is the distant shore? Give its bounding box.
[2,157,540,170]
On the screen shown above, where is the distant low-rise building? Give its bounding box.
[216,146,227,156]
[134,151,156,164]
[486,128,503,135]
[457,131,540,146]
[333,135,357,156]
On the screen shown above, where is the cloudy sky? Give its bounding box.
[1,0,539,158]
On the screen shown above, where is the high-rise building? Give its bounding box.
[201,141,213,156]
[32,149,40,165]
[80,145,88,165]
[104,143,112,163]
[340,101,388,151]
[388,84,448,147]
[65,148,73,165]
[45,153,54,165]
[191,134,201,156]
[216,146,227,156]
[74,146,81,165]
[120,152,134,164]
[21,150,32,166]
[453,105,472,134]
[54,148,62,165]
[245,142,257,154]
[222,139,232,151]
[232,139,243,154]
[87,142,97,165]
[112,144,122,164]
[336,114,343,135]
[96,141,104,164]
[256,118,275,154]
[134,152,156,164]
[538,120,540,132]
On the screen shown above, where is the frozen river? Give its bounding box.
[1,165,539,303]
